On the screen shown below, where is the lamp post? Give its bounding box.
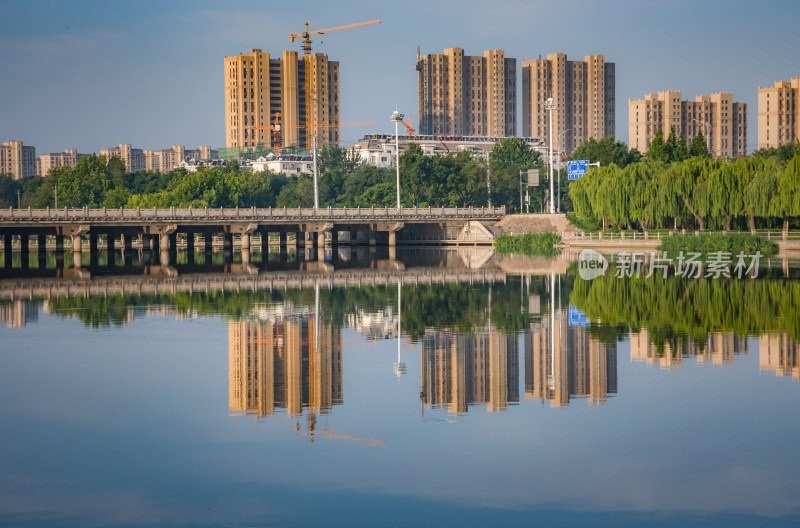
[544,97,556,214]
[693,118,712,154]
[391,110,404,209]
[557,128,570,213]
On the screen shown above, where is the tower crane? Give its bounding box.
[290,19,381,149]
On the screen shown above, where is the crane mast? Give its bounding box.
[290,19,380,150]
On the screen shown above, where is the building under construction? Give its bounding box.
[223,49,340,159]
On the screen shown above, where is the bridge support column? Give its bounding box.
[388,231,397,247]
[242,248,251,264]
[204,234,213,253]
[369,231,376,247]
[241,233,251,250]
[331,231,339,247]
[122,234,132,251]
[296,231,305,249]
[89,233,98,253]
[223,233,233,252]
[72,235,82,253]
[106,233,115,254]
[279,232,287,251]
[4,235,12,266]
[159,233,171,252]
[37,234,47,268]
[186,232,194,253]
[73,250,83,268]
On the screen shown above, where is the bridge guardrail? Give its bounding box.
[0,206,505,222]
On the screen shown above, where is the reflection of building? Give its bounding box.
[420,329,519,413]
[630,330,748,369]
[346,307,398,340]
[228,316,343,418]
[0,300,38,328]
[525,310,617,406]
[759,332,799,380]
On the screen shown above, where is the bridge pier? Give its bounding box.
[3,235,11,266]
[223,233,233,252]
[37,234,47,268]
[186,232,195,253]
[241,233,251,250]
[279,231,287,251]
[204,233,213,253]
[122,234,132,251]
[72,235,82,252]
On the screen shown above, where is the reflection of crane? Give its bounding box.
[290,19,381,149]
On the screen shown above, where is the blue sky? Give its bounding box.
[0,0,797,154]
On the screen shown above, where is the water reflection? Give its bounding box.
[525,312,617,406]
[228,310,344,431]
[630,329,749,370]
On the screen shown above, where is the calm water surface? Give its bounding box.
[1,248,799,527]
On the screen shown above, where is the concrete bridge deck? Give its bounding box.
[0,206,505,256]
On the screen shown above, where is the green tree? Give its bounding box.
[569,136,641,168]
[647,129,669,162]
[489,138,541,211]
[689,131,710,158]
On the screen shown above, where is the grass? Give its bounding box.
[565,212,601,232]
[658,233,778,257]
[495,232,562,257]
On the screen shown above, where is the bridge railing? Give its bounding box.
[0,205,505,221]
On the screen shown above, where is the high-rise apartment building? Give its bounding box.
[758,78,800,149]
[224,49,340,151]
[0,140,37,180]
[521,54,615,153]
[628,91,747,158]
[417,47,516,137]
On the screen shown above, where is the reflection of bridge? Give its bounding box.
[0,267,508,301]
[0,206,504,258]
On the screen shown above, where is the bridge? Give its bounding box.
[0,206,504,262]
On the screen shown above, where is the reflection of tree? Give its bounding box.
[570,268,800,346]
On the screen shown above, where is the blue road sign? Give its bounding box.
[568,160,589,180]
[568,305,590,327]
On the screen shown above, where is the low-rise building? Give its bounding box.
[350,134,547,168]
[0,140,37,180]
[100,144,146,172]
[251,154,314,175]
[37,149,86,176]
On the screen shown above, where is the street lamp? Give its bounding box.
[557,129,570,213]
[693,118,712,154]
[544,97,556,214]
[391,109,404,209]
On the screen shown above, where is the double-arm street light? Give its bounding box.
[391,110,404,209]
[544,97,556,214]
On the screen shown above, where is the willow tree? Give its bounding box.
[743,157,781,233]
[776,154,800,236]
[663,158,715,230]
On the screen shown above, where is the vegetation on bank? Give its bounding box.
[569,132,800,233]
[657,233,778,257]
[0,138,551,212]
[494,232,562,257]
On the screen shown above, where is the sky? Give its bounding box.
[0,0,798,155]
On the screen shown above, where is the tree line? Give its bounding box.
[0,138,546,212]
[569,132,800,232]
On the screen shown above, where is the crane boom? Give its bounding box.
[290,19,381,149]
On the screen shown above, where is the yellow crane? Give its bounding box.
[290,19,381,149]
